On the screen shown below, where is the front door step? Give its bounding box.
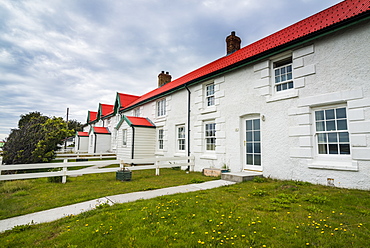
[221,171,263,182]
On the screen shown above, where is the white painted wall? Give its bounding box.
[111,19,370,189]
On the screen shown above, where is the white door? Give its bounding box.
[244,118,262,172]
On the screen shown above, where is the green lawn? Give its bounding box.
[1,177,369,247]
[0,168,217,220]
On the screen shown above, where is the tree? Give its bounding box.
[2,112,74,164]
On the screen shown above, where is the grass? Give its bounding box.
[0,168,217,220]
[0,178,369,247]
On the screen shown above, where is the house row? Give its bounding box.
[75,0,370,190]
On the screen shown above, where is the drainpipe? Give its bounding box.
[94,133,97,153]
[185,84,191,170]
[131,126,135,160]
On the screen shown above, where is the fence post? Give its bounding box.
[62,159,67,183]
[155,160,160,176]
[189,156,194,172]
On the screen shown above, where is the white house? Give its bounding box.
[82,0,370,189]
[74,131,89,153]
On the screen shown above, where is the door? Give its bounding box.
[244,118,262,171]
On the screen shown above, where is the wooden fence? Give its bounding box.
[0,155,194,183]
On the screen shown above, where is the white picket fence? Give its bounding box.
[0,156,194,183]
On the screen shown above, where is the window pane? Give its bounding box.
[253,119,260,130]
[339,132,349,142]
[247,154,253,165]
[336,108,346,118]
[281,67,286,74]
[247,143,253,153]
[282,83,287,90]
[254,131,260,142]
[287,73,292,80]
[246,120,253,130]
[328,133,337,143]
[275,69,280,76]
[317,133,327,143]
[281,74,286,81]
[287,65,292,72]
[318,144,327,154]
[337,120,347,130]
[315,111,324,121]
[254,143,261,153]
[276,84,282,91]
[325,109,335,120]
[316,121,325,131]
[275,76,281,83]
[326,120,336,131]
[246,132,253,141]
[339,144,350,154]
[288,81,293,88]
[329,144,338,154]
[254,155,261,165]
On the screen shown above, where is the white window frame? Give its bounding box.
[158,128,164,150]
[157,99,166,117]
[313,105,350,157]
[133,108,140,117]
[122,129,127,147]
[177,125,186,151]
[273,56,293,92]
[205,83,215,107]
[204,121,216,151]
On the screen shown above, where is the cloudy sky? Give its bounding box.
[0,0,342,140]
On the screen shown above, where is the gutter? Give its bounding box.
[131,126,135,160]
[185,84,191,170]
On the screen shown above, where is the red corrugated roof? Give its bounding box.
[123,0,369,109]
[77,131,89,137]
[118,93,140,109]
[88,111,97,123]
[93,127,111,134]
[126,116,155,127]
[99,104,114,118]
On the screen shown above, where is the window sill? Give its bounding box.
[308,160,358,171]
[201,106,217,115]
[200,153,217,160]
[174,152,186,157]
[266,89,298,103]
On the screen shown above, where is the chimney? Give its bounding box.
[158,71,171,87]
[226,31,241,55]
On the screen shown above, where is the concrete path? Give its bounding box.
[0,180,235,233]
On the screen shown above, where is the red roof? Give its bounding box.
[126,116,155,127]
[88,111,97,123]
[93,127,111,134]
[99,104,114,118]
[118,93,140,109]
[77,132,89,137]
[124,0,369,109]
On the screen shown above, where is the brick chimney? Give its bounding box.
[158,71,171,87]
[226,31,241,55]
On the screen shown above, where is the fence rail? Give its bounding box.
[0,156,194,183]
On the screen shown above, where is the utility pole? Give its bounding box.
[64,108,69,150]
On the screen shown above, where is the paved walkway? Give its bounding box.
[0,180,235,233]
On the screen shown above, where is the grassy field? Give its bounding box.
[0,168,216,220]
[0,177,369,247]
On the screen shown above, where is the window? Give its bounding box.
[205,122,216,151]
[157,99,166,117]
[177,126,186,151]
[315,107,350,155]
[246,119,261,165]
[158,129,164,150]
[206,83,215,106]
[122,129,127,146]
[274,57,293,92]
[133,108,140,117]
